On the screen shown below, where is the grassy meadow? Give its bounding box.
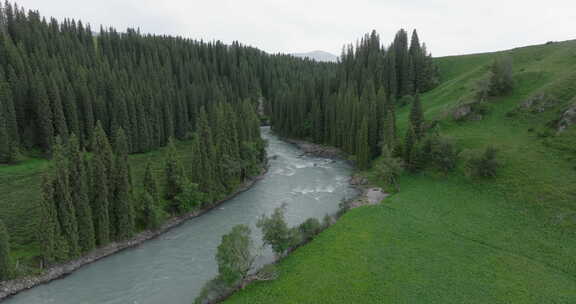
[225,40,576,303]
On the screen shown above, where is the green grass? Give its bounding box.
[226,40,576,303]
[0,139,198,273]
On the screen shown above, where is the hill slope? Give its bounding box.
[226,40,576,303]
[292,50,339,62]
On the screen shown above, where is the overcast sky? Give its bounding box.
[17,0,576,57]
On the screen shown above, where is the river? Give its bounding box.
[4,127,357,304]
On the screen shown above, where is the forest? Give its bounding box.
[0,1,331,279]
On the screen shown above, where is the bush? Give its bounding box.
[425,136,461,173]
[256,205,297,257]
[489,56,514,96]
[194,277,230,304]
[172,177,205,214]
[195,224,255,304]
[376,147,404,192]
[465,147,500,178]
[298,218,322,242]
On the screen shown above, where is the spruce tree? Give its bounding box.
[39,173,59,265]
[380,88,397,151]
[0,219,11,280]
[68,134,96,253]
[409,93,424,140]
[356,118,371,170]
[51,137,80,258]
[31,74,54,151]
[164,137,185,202]
[90,123,114,246]
[111,128,135,240]
[141,162,162,230]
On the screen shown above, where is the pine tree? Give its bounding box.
[141,162,162,230]
[39,173,59,265]
[143,162,160,203]
[31,74,54,151]
[409,93,424,140]
[356,118,371,170]
[164,137,185,202]
[110,128,135,240]
[51,137,80,258]
[68,134,95,253]
[0,219,11,280]
[90,123,114,246]
[380,88,397,151]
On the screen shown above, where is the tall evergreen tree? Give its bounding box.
[39,173,59,265]
[409,93,424,140]
[356,118,371,170]
[68,134,96,253]
[110,128,135,240]
[380,88,397,151]
[51,137,80,258]
[0,219,10,280]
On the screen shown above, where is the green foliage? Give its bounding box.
[465,147,500,178]
[375,147,404,192]
[256,205,296,257]
[488,56,514,96]
[164,137,185,202]
[137,191,163,231]
[297,218,322,242]
[0,219,11,280]
[172,177,204,214]
[195,225,255,304]
[110,128,135,240]
[424,136,461,173]
[68,134,95,253]
[356,118,371,170]
[216,225,254,286]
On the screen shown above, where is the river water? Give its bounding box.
[5,127,357,304]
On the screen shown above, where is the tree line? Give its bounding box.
[0,1,321,278]
[0,1,332,163]
[267,29,439,169]
[37,99,263,267]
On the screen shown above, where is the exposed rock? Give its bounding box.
[558,100,576,132]
[285,139,342,159]
[349,174,368,186]
[452,103,473,121]
[518,93,554,113]
[349,187,388,209]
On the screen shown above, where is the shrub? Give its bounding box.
[425,136,461,173]
[195,224,255,304]
[465,147,500,178]
[256,205,296,257]
[298,218,322,242]
[375,147,404,192]
[488,56,514,96]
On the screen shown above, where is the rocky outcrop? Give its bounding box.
[450,100,484,121]
[349,187,388,209]
[558,100,576,132]
[286,139,342,159]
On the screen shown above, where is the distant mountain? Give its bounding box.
[291,50,338,62]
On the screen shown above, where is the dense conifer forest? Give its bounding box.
[268,30,438,169]
[0,1,333,278]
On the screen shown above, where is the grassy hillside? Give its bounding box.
[0,139,198,274]
[226,40,576,303]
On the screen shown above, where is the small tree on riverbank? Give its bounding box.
[257,205,297,257]
[195,224,256,304]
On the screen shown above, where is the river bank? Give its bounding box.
[0,164,269,301]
